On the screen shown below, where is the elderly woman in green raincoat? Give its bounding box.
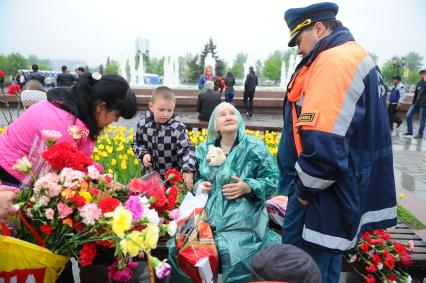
[168,102,280,282]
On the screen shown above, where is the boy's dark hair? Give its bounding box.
[76,66,86,73]
[151,86,176,103]
[61,66,67,72]
[32,64,39,71]
[47,73,137,140]
[419,69,426,74]
[392,75,402,81]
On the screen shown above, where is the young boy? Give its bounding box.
[132,86,195,189]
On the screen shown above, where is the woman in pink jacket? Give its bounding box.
[0,73,137,186]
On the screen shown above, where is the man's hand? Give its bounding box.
[222,176,251,200]
[182,172,194,190]
[142,154,152,167]
[298,197,309,206]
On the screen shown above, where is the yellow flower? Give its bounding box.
[399,193,405,200]
[108,169,113,174]
[121,162,127,170]
[141,224,159,252]
[101,151,108,157]
[120,231,144,257]
[94,155,100,161]
[93,147,99,153]
[98,144,105,150]
[111,205,133,238]
[79,191,92,203]
[134,159,139,165]
[127,149,134,156]
[111,159,117,166]
[106,145,113,154]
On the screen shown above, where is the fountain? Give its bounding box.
[243,54,256,80]
[204,52,216,75]
[163,56,179,87]
[279,60,288,89]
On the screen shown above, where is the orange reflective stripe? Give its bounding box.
[292,102,303,156]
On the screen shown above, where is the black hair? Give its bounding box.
[47,73,137,140]
[419,69,426,74]
[226,72,234,78]
[61,65,67,72]
[319,19,342,30]
[76,66,85,72]
[32,64,39,71]
[392,75,402,81]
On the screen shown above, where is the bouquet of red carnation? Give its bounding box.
[346,229,413,283]
[7,84,21,95]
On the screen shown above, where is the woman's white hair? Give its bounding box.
[212,102,239,134]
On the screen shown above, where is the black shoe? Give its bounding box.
[414,134,423,139]
[402,132,413,136]
[396,121,403,128]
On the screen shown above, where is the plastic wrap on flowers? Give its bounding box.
[265,195,288,227]
[0,236,69,283]
[175,193,218,283]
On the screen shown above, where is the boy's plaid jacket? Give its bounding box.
[132,111,196,176]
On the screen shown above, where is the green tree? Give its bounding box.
[404,52,423,73]
[229,53,247,79]
[125,60,131,82]
[200,38,219,67]
[104,59,120,75]
[0,52,28,76]
[380,59,395,85]
[186,54,202,83]
[27,54,50,70]
[263,50,284,83]
[215,59,227,77]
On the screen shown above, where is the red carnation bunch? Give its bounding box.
[164,168,182,185]
[7,84,21,95]
[42,141,93,172]
[99,197,120,213]
[149,186,167,210]
[346,229,413,282]
[80,243,97,267]
[0,71,5,77]
[164,185,178,211]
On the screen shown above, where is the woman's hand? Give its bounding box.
[0,185,19,222]
[197,181,212,194]
[142,154,152,167]
[222,176,251,200]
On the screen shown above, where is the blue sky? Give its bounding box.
[1,0,425,69]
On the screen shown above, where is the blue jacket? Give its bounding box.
[277,27,397,252]
[389,82,406,104]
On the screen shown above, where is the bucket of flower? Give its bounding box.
[0,130,173,283]
[345,229,414,283]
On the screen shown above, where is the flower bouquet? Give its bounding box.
[0,130,175,283]
[346,229,413,283]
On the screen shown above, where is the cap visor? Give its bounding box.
[288,30,301,47]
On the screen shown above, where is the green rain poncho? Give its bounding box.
[168,103,280,283]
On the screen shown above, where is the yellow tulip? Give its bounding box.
[134,159,139,165]
[108,169,113,174]
[111,159,117,166]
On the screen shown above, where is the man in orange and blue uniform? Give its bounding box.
[277,2,397,282]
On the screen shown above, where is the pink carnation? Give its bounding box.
[125,196,144,222]
[168,209,180,220]
[45,208,55,220]
[57,202,73,219]
[38,195,50,207]
[87,165,101,180]
[60,168,85,187]
[41,130,63,142]
[78,203,102,225]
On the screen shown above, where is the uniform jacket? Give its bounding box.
[389,82,406,104]
[277,26,397,252]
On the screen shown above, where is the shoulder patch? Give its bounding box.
[298,112,316,122]
[297,111,319,128]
